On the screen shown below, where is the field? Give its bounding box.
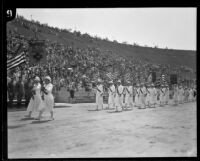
[8,101,196,158]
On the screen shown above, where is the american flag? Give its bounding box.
[124,73,131,82]
[7,52,26,70]
[147,73,152,83]
[161,74,166,83]
[106,71,119,80]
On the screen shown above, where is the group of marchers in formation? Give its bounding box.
[24,76,196,121]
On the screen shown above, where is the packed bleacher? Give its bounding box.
[7,15,196,107]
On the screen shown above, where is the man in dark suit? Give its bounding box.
[24,78,33,106]
[16,77,25,108]
[7,77,15,108]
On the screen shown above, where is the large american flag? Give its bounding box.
[7,52,26,70]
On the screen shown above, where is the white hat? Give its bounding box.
[117,80,121,83]
[34,76,40,81]
[45,76,51,82]
[109,80,113,84]
[97,79,102,82]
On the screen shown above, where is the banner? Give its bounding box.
[28,40,46,65]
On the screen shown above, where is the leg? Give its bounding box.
[50,111,54,120]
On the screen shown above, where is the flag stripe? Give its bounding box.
[7,52,25,64]
[7,55,26,69]
[7,52,26,70]
[7,59,26,70]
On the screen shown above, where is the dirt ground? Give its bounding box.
[7,100,197,158]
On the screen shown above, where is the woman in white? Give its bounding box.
[124,81,133,109]
[134,84,139,107]
[138,83,146,109]
[108,80,115,109]
[36,76,54,120]
[159,84,166,107]
[173,84,179,105]
[165,84,169,105]
[95,79,104,110]
[151,83,157,108]
[188,87,194,102]
[115,80,124,112]
[146,84,151,108]
[25,76,42,118]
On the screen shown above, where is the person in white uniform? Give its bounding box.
[115,80,124,112]
[145,84,151,108]
[36,76,54,120]
[188,87,194,102]
[151,83,157,108]
[95,79,104,110]
[164,84,169,105]
[134,84,140,107]
[124,81,133,110]
[107,80,115,109]
[139,83,147,109]
[173,84,179,106]
[178,85,184,104]
[159,84,166,107]
[25,76,42,118]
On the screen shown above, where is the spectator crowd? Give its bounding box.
[7,16,196,107]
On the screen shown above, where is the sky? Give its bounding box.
[17,8,196,50]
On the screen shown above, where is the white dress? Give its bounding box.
[96,84,103,108]
[188,89,193,101]
[125,86,133,107]
[39,83,54,112]
[115,85,124,108]
[160,88,166,103]
[146,88,151,105]
[165,88,169,103]
[108,84,115,108]
[135,88,140,106]
[27,83,42,112]
[152,87,157,105]
[139,87,146,108]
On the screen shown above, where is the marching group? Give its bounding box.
[24,76,55,120]
[95,79,196,112]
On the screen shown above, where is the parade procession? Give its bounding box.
[5,8,196,158]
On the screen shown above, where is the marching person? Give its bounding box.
[115,80,124,112]
[124,81,133,110]
[25,76,42,118]
[159,84,166,107]
[134,84,140,107]
[138,83,146,109]
[165,84,169,105]
[107,80,115,109]
[36,76,54,120]
[184,86,189,103]
[151,83,157,108]
[178,85,184,104]
[188,87,194,102]
[95,79,104,110]
[145,84,151,108]
[156,84,160,106]
[173,84,179,106]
